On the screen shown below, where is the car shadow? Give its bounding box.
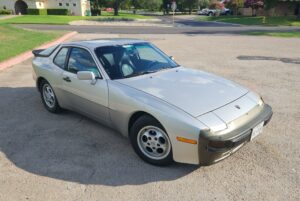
[0,87,197,186]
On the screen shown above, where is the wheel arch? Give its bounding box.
[36,76,47,92]
[128,111,164,136]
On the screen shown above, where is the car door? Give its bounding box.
[52,46,70,108]
[61,46,110,124]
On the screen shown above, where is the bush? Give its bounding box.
[91,9,101,16]
[0,9,12,15]
[27,8,47,15]
[47,9,69,15]
[26,8,69,15]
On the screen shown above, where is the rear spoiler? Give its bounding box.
[32,49,47,57]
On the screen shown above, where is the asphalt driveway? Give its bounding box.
[0,34,299,201]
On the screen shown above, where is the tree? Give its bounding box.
[264,0,278,10]
[297,3,300,19]
[90,0,108,15]
[102,0,126,16]
[198,0,210,9]
[183,0,198,14]
[113,0,125,15]
[144,0,162,11]
[244,0,264,16]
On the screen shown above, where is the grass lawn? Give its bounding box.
[0,12,153,25]
[242,31,300,38]
[0,25,63,62]
[196,16,300,26]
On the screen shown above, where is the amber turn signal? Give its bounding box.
[176,137,197,144]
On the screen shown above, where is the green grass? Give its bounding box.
[0,25,63,62]
[242,31,300,38]
[0,12,153,25]
[196,16,300,26]
[0,15,89,25]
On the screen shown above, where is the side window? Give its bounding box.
[53,47,69,69]
[67,48,101,78]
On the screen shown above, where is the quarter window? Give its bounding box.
[53,47,69,69]
[67,48,100,78]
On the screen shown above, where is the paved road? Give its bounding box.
[157,15,241,27]
[0,33,299,201]
[17,23,300,34]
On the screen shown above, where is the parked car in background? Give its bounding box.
[32,39,272,166]
[221,8,232,15]
[197,8,216,16]
[197,8,231,16]
[104,7,113,12]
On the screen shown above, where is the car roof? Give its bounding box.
[62,38,148,49]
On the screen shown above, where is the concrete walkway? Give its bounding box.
[0,15,18,20]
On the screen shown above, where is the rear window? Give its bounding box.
[39,45,59,56]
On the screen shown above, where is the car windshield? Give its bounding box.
[94,42,179,80]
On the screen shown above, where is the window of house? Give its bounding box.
[59,3,62,6]
[66,3,69,6]
[73,3,76,7]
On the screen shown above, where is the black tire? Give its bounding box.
[40,79,62,113]
[129,115,173,166]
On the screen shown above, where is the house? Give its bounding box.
[0,0,91,16]
[231,0,300,16]
[268,0,300,16]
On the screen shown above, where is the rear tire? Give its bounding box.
[129,115,173,166]
[40,80,62,113]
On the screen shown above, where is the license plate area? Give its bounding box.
[251,121,264,141]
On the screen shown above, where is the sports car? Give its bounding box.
[32,39,273,166]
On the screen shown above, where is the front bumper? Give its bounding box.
[198,104,273,165]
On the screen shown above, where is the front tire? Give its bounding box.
[40,80,61,113]
[129,115,173,166]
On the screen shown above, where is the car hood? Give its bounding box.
[116,67,248,117]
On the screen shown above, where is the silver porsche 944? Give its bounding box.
[32,39,272,166]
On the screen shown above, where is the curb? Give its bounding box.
[0,31,78,71]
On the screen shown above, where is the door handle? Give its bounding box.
[63,76,71,82]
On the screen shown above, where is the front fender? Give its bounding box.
[108,81,208,164]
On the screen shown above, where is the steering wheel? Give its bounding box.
[145,60,159,71]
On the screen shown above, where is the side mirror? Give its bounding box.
[77,71,97,85]
[170,56,175,61]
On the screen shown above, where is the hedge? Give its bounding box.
[26,8,69,15]
[0,9,12,15]
[27,8,47,15]
[47,9,69,15]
